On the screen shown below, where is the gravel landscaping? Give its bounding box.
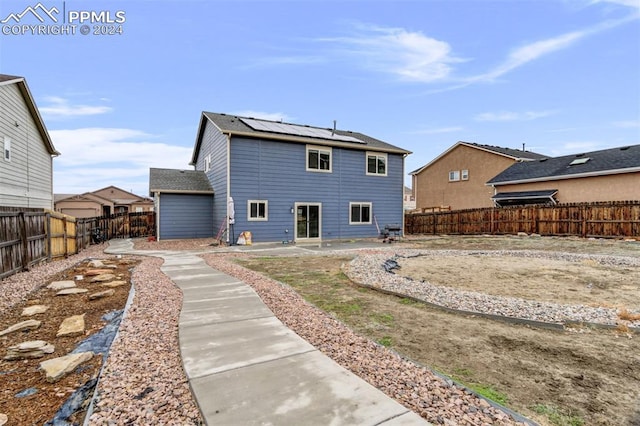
[346,249,640,328]
[4,237,637,425]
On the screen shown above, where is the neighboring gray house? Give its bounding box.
[0,74,59,209]
[152,112,411,242]
[149,168,214,239]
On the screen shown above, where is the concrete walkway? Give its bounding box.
[106,239,430,425]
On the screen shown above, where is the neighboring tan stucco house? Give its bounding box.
[487,144,640,206]
[55,186,154,218]
[0,74,60,209]
[410,142,547,211]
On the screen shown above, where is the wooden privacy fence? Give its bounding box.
[1,209,156,280]
[405,201,640,238]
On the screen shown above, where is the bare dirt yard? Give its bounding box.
[0,256,135,425]
[236,235,640,426]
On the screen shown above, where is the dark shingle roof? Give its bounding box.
[0,74,22,83]
[465,142,548,161]
[199,112,411,155]
[488,144,640,184]
[149,168,214,196]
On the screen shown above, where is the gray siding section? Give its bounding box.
[0,83,53,209]
[229,138,404,243]
[196,121,228,237]
[159,193,214,239]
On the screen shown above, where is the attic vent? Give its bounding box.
[620,146,630,151]
[539,158,548,162]
[575,153,585,157]
[569,157,590,166]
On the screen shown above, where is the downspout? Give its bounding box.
[226,133,231,244]
[490,185,496,234]
[402,153,407,237]
[155,192,160,241]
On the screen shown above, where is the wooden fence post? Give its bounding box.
[46,212,52,261]
[19,212,28,272]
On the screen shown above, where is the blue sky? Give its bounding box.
[0,0,638,196]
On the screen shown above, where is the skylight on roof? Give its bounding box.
[240,117,365,143]
[569,157,590,166]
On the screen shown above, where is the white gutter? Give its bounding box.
[487,167,640,186]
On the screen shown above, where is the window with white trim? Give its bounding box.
[461,169,469,180]
[307,145,332,172]
[3,137,10,162]
[448,170,460,181]
[248,200,268,221]
[349,202,372,224]
[204,154,211,172]
[366,152,387,176]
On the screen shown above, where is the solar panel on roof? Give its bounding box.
[240,117,364,143]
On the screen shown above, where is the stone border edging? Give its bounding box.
[82,270,137,426]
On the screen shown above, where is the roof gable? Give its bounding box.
[91,186,149,202]
[410,141,548,175]
[192,112,411,165]
[149,168,214,196]
[0,74,59,156]
[488,144,640,185]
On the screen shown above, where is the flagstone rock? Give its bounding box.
[0,413,7,426]
[89,289,114,301]
[21,305,49,316]
[84,269,116,276]
[0,319,41,336]
[88,259,105,268]
[40,351,94,383]
[47,280,76,290]
[5,340,54,360]
[56,288,88,296]
[57,314,85,337]
[101,280,127,288]
[90,273,116,283]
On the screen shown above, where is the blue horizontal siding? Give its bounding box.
[159,193,214,239]
[228,137,404,243]
[199,121,228,236]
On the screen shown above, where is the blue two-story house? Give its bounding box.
[150,112,411,243]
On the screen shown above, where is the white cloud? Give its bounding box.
[232,110,294,122]
[320,23,464,83]
[592,0,640,9]
[476,14,638,83]
[39,97,112,119]
[50,127,193,195]
[474,110,557,122]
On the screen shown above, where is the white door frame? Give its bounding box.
[294,202,322,242]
